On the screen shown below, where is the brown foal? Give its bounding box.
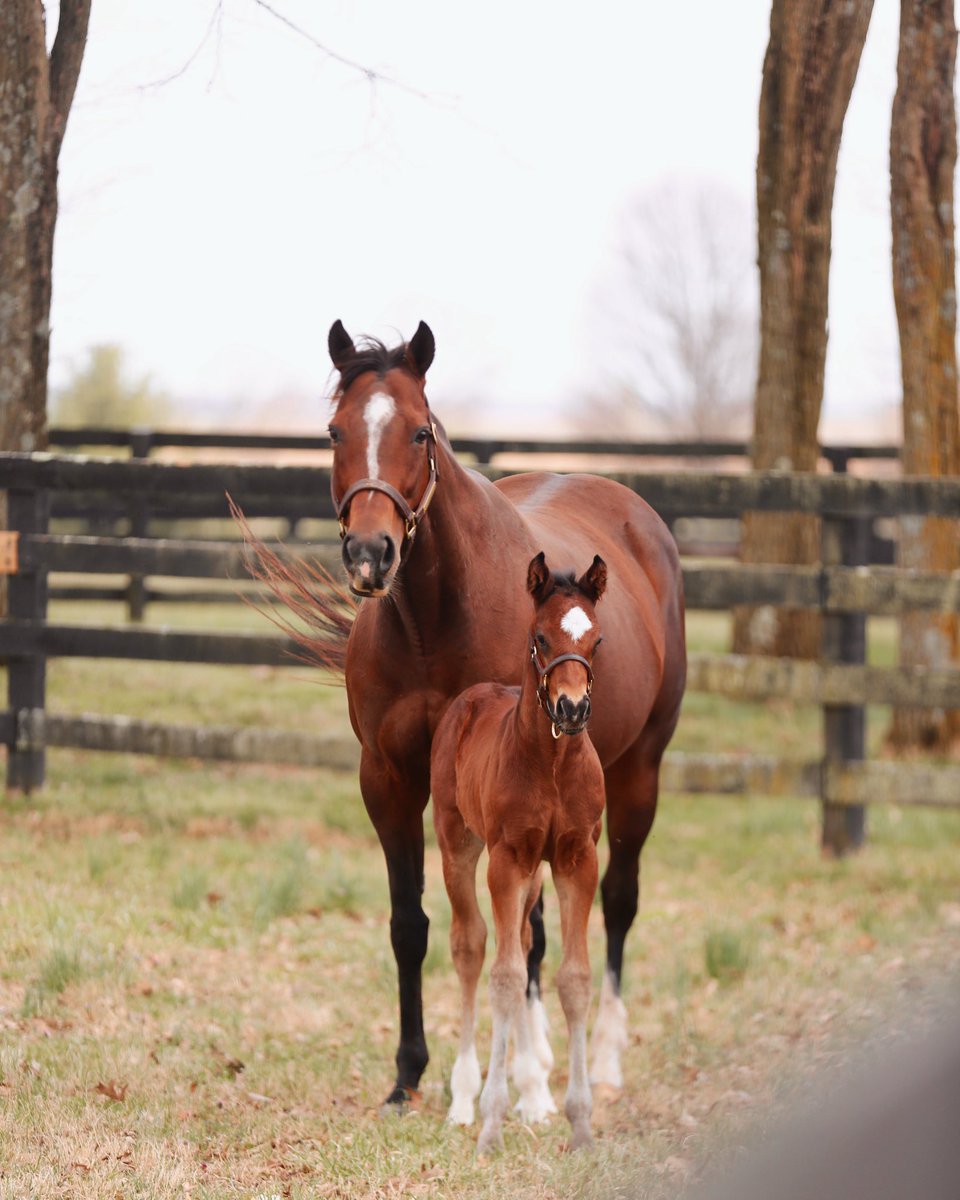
[431,551,607,1152]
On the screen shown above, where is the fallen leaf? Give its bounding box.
[94,1080,128,1102]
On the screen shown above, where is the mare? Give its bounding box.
[321,320,685,1109]
[431,551,608,1152]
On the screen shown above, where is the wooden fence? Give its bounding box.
[2,448,959,855]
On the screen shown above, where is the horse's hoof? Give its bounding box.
[379,1085,420,1116]
[569,1126,595,1152]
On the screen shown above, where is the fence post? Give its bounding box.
[820,509,868,855]
[126,428,153,621]
[7,486,50,792]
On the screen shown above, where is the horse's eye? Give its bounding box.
[595,636,604,649]
[413,426,430,445]
[536,633,547,649]
[328,426,342,445]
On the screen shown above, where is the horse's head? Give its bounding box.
[526,551,607,737]
[327,319,439,597]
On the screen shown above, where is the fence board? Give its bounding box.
[683,563,960,614]
[0,621,303,667]
[5,453,960,516]
[687,653,960,707]
[824,761,960,808]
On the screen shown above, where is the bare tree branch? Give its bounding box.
[250,0,436,101]
[49,0,92,139]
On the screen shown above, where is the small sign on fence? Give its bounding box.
[0,531,19,575]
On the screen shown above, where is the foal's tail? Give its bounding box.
[228,495,354,678]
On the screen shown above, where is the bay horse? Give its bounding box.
[432,551,607,1152]
[321,320,685,1109]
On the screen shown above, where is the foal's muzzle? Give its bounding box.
[554,693,592,736]
[341,532,397,595]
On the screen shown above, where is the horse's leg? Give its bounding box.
[360,752,431,1109]
[554,845,599,1150]
[440,832,486,1125]
[511,865,556,1123]
[478,845,532,1154]
[590,736,663,1088]
[519,888,556,1093]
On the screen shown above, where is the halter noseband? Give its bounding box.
[331,399,439,548]
[529,636,594,740]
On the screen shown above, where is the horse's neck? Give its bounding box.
[390,445,527,639]
[511,657,562,764]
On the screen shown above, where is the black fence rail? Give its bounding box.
[2,450,957,856]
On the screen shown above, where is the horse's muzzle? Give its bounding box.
[554,694,591,735]
[342,532,397,596]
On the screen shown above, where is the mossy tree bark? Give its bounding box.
[0,0,91,455]
[733,0,874,659]
[889,0,960,752]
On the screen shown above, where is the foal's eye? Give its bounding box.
[328,426,342,446]
[413,426,430,445]
[536,633,548,649]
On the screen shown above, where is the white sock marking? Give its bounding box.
[589,969,628,1088]
[449,1044,481,1126]
[561,606,592,643]
[363,392,396,478]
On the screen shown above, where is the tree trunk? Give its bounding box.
[0,0,91,455]
[889,0,960,753]
[0,1,89,615]
[733,0,874,659]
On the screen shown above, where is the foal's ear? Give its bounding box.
[405,321,436,377]
[328,320,355,370]
[577,555,607,603]
[527,551,551,599]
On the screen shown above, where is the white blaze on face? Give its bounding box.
[560,605,592,643]
[363,392,396,479]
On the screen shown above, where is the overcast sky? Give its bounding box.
[51,0,906,437]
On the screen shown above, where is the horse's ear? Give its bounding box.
[328,320,355,370]
[578,555,607,603]
[527,551,551,599]
[405,321,435,377]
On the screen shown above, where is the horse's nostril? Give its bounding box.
[380,536,396,572]
[341,534,357,566]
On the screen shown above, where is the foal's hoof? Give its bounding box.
[379,1085,420,1116]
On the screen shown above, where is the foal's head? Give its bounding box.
[326,319,438,597]
[526,551,607,737]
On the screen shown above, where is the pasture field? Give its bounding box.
[1,602,959,1199]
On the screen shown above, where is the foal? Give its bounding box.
[431,551,607,1152]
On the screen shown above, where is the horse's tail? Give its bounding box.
[228,494,355,679]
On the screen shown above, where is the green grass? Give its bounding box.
[0,607,958,1197]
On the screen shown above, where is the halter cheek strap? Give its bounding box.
[529,637,594,739]
[331,404,439,547]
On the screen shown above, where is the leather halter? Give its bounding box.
[529,636,594,740]
[331,399,439,548]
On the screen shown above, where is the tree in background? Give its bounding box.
[0,0,91,453]
[52,345,172,430]
[889,0,960,752]
[733,0,874,659]
[589,180,756,440]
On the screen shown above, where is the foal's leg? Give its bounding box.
[478,845,534,1154]
[519,888,556,1091]
[360,752,431,1108]
[512,868,557,1123]
[591,739,661,1088]
[554,846,600,1150]
[440,832,487,1125]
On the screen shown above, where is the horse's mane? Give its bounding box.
[336,336,412,391]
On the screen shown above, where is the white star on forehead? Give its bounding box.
[560,605,592,642]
